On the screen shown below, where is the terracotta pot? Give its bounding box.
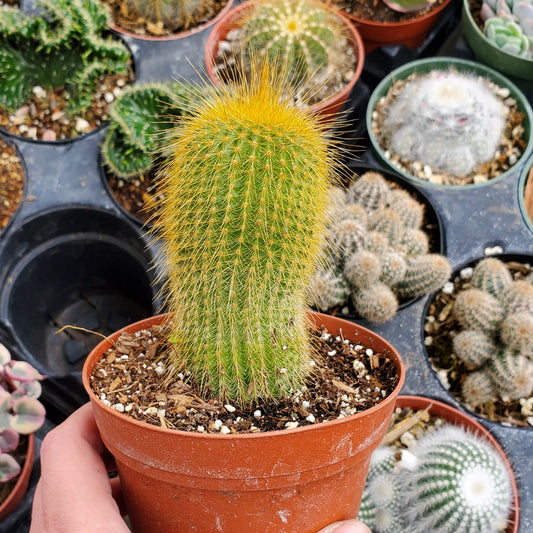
[109,0,235,41]
[338,0,453,53]
[82,311,405,533]
[394,396,519,532]
[203,1,365,121]
[0,434,35,522]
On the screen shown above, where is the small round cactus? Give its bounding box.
[389,188,424,229]
[382,71,507,177]
[453,330,496,368]
[328,218,367,259]
[347,171,393,212]
[353,282,398,323]
[397,228,429,256]
[500,311,533,352]
[501,279,533,314]
[407,425,513,533]
[343,250,381,289]
[486,350,533,400]
[379,251,407,285]
[453,288,504,335]
[393,254,451,299]
[308,268,350,310]
[471,257,513,299]
[462,369,497,406]
[368,208,405,246]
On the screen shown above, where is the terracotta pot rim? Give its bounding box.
[0,434,35,520]
[395,394,519,533]
[83,311,405,440]
[203,0,365,116]
[339,0,452,29]
[108,0,235,41]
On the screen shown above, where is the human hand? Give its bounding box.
[317,519,371,533]
[30,402,128,533]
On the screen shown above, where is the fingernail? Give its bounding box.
[320,520,371,533]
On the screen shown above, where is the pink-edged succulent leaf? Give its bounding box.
[11,380,42,400]
[0,343,11,367]
[5,361,44,383]
[10,397,45,435]
[0,428,19,453]
[0,453,21,482]
[0,390,13,431]
[382,0,436,12]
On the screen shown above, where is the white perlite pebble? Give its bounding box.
[225,404,236,413]
[75,117,90,132]
[441,281,454,294]
[213,419,223,429]
[484,245,504,255]
[353,360,367,378]
[32,85,47,99]
[144,407,157,415]
[460,267,473,279]
[305,414,316,423]
[397,449,418,471]
[365,348,373,356]
[253,410,262,418]
[285,421,299,429]
[424,336,433,346]
[220,425,231,435]
[400,430,416,448]
[520,397,533,416]
[112,403,124,412]
[104,92,114,103]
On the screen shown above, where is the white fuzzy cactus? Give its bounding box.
[382,71,507,177]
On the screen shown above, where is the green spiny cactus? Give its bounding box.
[501,279,533,314]
[328,218,367,259]
[307,268,350,310]
[102,82,196,179]
[407,425,513,533]
[453,329,496,368]
[500,311,533,352]
[364,473,407,533]
[0,0,131,115]
[156,61,336,404]
[347,171,392,212]
[397,228,429,256]
[453,288,505,335]
[239,0,349,87]
[379,251,407,285]
[462,369,497,406]
[338,203,368,226]
[486,349,533,400]
[353,282,398,323]
[123,0,210,31]
[368,208,405,246]
[471,257,513,299]
[389,188,424,229]
[392,254,451,299]
[365,230,389,256]
[343,250,381,289]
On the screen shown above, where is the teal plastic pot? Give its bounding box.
[366,56,533,190]
[518,152,533,233]
[461,0,533,92]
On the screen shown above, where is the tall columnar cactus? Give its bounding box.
[123,0,210,30]
[309,171,451,322]
[239,0,349,86]
[102,82,197,179]
[481,0,533,59]
[0,0,131,115]
[156,62,335,404]
[382,71,507,177]
[406,426,513,533]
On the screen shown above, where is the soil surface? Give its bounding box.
[0,137,24,233]
[371,70,528,186]
[0,435,29,508]
[0,72,134,141]
[89,321,399,434]
[425,260,533,428]
[331,0,447,22]
[102,0,229,37]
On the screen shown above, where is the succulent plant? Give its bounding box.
[486,349,533,400]
[102,82,198,179]
[310,171,451,322]
[453,288,504,335]
[470,256,513,298]
[381,70,507,177]
[155,61,336,404]
[122,0,210,31]
[452,329,496,368]
[462,369,497,406]
[406,425,513,533]
[0,343,45,483]
[0,0,131,115]
[481,0,533,59]
[501,279,533,314]
[238,0,350,87]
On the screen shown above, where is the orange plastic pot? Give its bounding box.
[395,396,519,533]
[338,0,452,53]
[204,1,365,121]
[83,311,405,533]
[0,434,35,522]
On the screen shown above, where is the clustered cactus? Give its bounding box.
[0,0,131,115]
[309,171,451,322]
[359,425,513,533]
[452,257,533,406]
[121,0,210,33]
[380,70,507,177]
[102,82,200,179]
[0,343,45,483]
[481,0,533,59]
[155,61,335,404]
[234,0,352,89]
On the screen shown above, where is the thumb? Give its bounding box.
[317,519,372,533]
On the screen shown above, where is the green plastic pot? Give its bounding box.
[518,152,533,233]
[365,56,533,190]
[461,0,533,92]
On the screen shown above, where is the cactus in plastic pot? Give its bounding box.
[309,171,451,322]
